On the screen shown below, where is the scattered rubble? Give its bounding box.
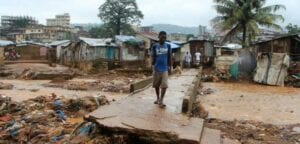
[201,68,231,82]
[0,82,13,90]
[198,88,214,96]
[0,94,110,143]
[285,74,300,88]
[0,63,76,80]
[44,71,148,93]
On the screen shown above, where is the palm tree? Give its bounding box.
[212,0,285,46]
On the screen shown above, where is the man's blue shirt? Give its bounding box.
[152,42,171,72]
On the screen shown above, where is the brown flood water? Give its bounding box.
[200,82,300,125]
[0,79,127,102]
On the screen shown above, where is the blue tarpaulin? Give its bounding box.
[165,42,180,49]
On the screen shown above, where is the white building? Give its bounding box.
[199,25,208,36]
[47,13,70,27]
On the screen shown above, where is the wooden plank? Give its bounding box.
[130,76,153,93]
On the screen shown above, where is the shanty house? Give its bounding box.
[251,34,300,86]
[189,39,214,66]
[73,37,118,72]
[115,35,146,69]
[252,34,300,61]
[48,40,71,62]
[0,40,15,65]
[14,42,48,61]
[78,37,118,61]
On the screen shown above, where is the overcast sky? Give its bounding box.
[0,0,299,28]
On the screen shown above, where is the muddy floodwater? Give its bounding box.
[0,79,127,102]
[200,82,300,125]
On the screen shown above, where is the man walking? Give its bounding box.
[195,51,201,67]
[152,31,172,108]
[184,52,192,68]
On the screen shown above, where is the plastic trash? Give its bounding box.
[53,100,63,108]
[55,110,66,120]
[51,135,65,142]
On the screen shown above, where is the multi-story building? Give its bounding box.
[47,13,70,27]
[139,26,154,33]
[199,25,207,37]
[7,26,71,43]
[1,16,38,28]
[169,33,187,42]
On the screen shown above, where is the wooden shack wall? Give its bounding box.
[255,38,291,54]
[189,41,205,64]
[17,44,47,60]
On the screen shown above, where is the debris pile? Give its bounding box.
[285,74,300,88]
[198,88,214,96]
[0,94,109,143]
[0,66,75,80]
[201,69,231,82]
[0,82,13,90]
[44,72,147,93]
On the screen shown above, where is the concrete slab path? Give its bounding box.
[87,69,205,143]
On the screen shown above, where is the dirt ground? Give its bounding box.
[205,119,300,144]
[0,63,149,102]
[0,63,75,80]
[200,82,300,125]
[0,63,152,143]
[198,81,300,144]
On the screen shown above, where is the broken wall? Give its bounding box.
[254,53,290,86]
[16,44,47,60]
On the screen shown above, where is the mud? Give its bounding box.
[205,119,300,144]
[0,63,75,80]
[0,79,128,103]
[199,82,300,125]
[43,72,147,93]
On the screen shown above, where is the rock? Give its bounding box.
[293,127,300,134]
[0,82,13,90]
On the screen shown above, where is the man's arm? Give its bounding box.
[168,45,172,67]
[151,45,156,66]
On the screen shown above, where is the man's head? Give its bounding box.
[158,31,167,44]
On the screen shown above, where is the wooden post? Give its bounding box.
[0,47,4,66]
[271,41,274,53]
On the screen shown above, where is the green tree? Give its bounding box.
[98,0,143,36]
[286,23,300,34]
[89,24,114,38]
[212,0,285,46]
[186,34,195,41]
[11,19,31,28]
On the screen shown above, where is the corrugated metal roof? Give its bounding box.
[16,41,48,47]
[48,40,70,47]
[165,42,181,49]
[215,43,242,50]
[79,37,115,47]
[253,33,300,44]
[115,35,143,42]
[0,40,14,46]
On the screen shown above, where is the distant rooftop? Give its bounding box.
[0,40,14,46]
[79,37,115,47]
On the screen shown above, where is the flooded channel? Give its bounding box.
[0,79,127,102]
